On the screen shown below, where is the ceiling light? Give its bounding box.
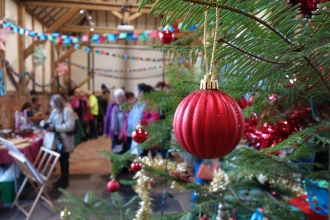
[80,9,85,14]
[90,27,94,32]
[88,16,92,20]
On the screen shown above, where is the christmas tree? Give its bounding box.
[59,0,330,219]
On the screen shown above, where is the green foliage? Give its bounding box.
[58,189,138,220]
[62,0,330,219]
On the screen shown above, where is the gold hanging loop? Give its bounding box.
[200,5,219,90]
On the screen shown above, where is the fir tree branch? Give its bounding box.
[114,193,124,220]
[303,56,330,95]
[182,0,294,46]
[218,38,288,65]
[300,9,330,51]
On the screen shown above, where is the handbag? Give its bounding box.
[43,131,55,150]
[196,162,219,180]
[50,112,65,153]
[66,119,79,136]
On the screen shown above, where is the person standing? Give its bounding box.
[101,84,111,103]
[103,88,127,153]
[95,91,108,135]
[31,97,43,117]
[125,83,160,156]
[70,88,90,139]
[86,90,99,139]
[45,94,75,189]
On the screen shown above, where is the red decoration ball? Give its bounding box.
[130,162,143,172]
[132,128,148,144]
[173,89,244,159]
[159,29,174,44]
[148,180,156,189]
[107,180,120,192]
[289,0,323,15]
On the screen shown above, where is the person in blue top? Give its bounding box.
[123,83,160,157]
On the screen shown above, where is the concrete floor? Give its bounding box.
[0,137,191,220]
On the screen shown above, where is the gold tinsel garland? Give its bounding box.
[256,173,305,197]
[133,157,176,220]
[133,158,232,220]
[133,168,153,220]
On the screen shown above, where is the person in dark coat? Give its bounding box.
[95,91,108,135]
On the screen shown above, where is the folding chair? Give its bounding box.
[8,147,60,220]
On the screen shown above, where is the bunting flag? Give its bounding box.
[1,59,57,87]
[95,73,164,80]
[0,19,198,47]
[1,59,165,88]
[67,61,163,73]
[80,46,202,62]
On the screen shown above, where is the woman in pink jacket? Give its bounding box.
[70,88,90,139]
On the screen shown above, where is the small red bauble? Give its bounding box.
[289,0,323,15]
[107,180,120,192]
[173,76,244,159]
[159,28,174,44]
[130,162,143,172]
[132,124,148,144]
[148,179,156,189]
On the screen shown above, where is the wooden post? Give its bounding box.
[50,44,55,92]
[68,55,71,92]
[0,0,4,21]
[32,16,35,91]
[17,2,26,94]
[42,26,45,93]
[87,43,91,90]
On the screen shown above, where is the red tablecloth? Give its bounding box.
[0,135,43,165]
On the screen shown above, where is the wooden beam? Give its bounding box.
[18,2,26,93]
[54,46,76,67]
[0,0,4,18]
[128,13,143,22]
[42,26,45,92]
[76,74,93,88]
[124,11,129,24]
[25,7,48,27]
[68,55,71,92]
[21,0,152,13]
[0,52,19,91]
[59,25,193,39]
[59,25,147,34]
[111,11,122,20]
[32,16,35,91]
[50,44,55,92]
[23,7,80,59]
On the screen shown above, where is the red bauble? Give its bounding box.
[159,29,174,44]
[130,162,143,172]
[173,89,244,159]
[289,0,323,15]
[147,179,156,189]
[132,125,148,144]
[199,216,210,220]
[107,180,120,192]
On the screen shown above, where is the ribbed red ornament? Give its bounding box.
[173,89,244,159]
[289,0,324,15]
